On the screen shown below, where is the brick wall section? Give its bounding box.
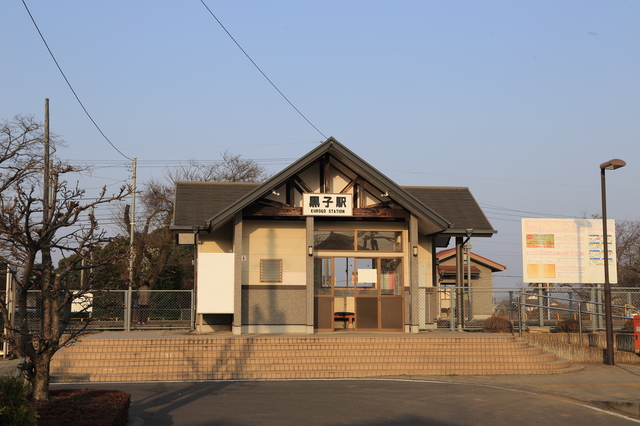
[524,332,640,364]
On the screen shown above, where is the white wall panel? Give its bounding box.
[197,253,234,314]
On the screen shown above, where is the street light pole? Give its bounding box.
[600,158,626,366]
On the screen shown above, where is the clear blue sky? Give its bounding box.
[2,1,639,287]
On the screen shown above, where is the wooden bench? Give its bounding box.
[334,312,355,328]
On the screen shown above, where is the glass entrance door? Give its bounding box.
[313,258,333,331]
[379,258,404,331]
[314,257,404,332]
[354,258,379,330]
[354,257,404,331]
[333,258,355,330]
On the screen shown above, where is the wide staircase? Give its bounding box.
[50,332,582,383]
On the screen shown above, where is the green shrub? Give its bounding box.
[556,319,582,333]
[483,315,514,333]
[0,376,38,426]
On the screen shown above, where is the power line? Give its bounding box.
[199,1,327,140]
[480,203,577,218]
[385,168,640,192]
[116,141,322,150]
[21,0,132,161]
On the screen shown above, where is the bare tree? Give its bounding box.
[589,213,640,288]
[115,151,269,289]
[123,176,175,288]
[0,117,131,401]
[169,150,269,183]
[615,219,640,287]
[0,115,59,193]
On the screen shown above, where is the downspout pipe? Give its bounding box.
[192,225,204,332]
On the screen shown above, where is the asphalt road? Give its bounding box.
[58,379,640,426]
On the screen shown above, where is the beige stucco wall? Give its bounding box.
[242,220,307,330]
[199,222,234,254]
[474,264,493,288]
[470,263,494,318]
[417,236,437,325]
[417,236,434,286]
[243,220,307,286]
[196,217,439,332]
[439,256,496,320]
[197,219,308,330]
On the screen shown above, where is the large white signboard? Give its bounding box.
[197,253,234,313]
[303,193,353,217]
[521,218,617,284]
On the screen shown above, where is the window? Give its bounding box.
[314,230,403,252]
[260,259,282,283]
[357,231,402,251]
[313,258,332,295]
[314,230,354,250]
[381,258,403,295]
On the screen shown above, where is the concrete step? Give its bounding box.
[51,353,559,370]
[51,359,574,375]
[50,334,581,383]
[52,346,545,360]
[51,364,585,384]
[65,338,523,351]
[72,335,519,344]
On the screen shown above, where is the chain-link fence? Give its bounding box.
[419,286,640,331]
[2,286,638,333]
[1,289,194,333]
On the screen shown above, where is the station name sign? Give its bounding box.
[303,193,353,217]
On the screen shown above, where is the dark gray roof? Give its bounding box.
[172,182,259,229]
[171,138,495,237]
[403,187,496,237]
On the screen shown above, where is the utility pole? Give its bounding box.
[43,99,50,224]
[125,157,137,331]
[80,206,95,288]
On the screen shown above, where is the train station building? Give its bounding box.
[171,138,496,334]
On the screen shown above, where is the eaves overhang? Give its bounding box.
[440,228,497,238]
[204,137,452,234]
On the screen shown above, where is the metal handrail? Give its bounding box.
[515,291,631,318]
[515,292,632,346]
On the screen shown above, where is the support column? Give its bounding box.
[455,237,464,330]
[306,216,315,334]
[233,212,243,335]
[409,215,419,333]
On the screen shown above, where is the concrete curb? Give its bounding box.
[593,401,640,418]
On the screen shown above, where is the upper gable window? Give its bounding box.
[314,230,354,250]
[357,231,402,251]
[314,230,402,252]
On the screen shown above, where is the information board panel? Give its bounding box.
[521,218,617,284]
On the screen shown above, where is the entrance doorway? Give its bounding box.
[314,257,404,332]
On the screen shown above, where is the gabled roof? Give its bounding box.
[438,265,482,274]
[404,187,496,237]
[171,137,497,237]
[179,137,454,235]
[436,248,507,272]
[172,182,259,229]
